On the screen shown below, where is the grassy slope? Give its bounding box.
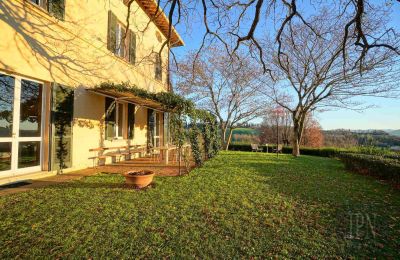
[0,152,399,258]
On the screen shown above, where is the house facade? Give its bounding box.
[0,0,184,184]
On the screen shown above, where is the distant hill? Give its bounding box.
[323,129,400,148]
[386,129,400,137]
[230,128,260,144]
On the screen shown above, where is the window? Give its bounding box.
[30,0,42,5]
[30,0,65,20]
[19,80,42,137]
[115,23,126,58]
[147,109,162,149]
[107,11,136,64]
[155,55,162,81]
[105,98,126,139]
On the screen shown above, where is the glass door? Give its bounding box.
[0,74,15,176]
[0,73,43,177]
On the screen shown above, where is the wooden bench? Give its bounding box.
[89,145,147,167]
[105,146,131,162]
[128,145,146,158]
[88,147,109,167]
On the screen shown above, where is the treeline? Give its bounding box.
[324,129,400,148]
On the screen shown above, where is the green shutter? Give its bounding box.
[107,11,117,53]
[105,97,116,140]
[51,83,74,171]
[47,0,65,20]
[129,30,136,64]
[128,103,135,139]
[147,109,155,149]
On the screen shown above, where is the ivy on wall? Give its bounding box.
[95,82,220,168]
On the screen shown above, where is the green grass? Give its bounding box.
[232,127,260,135]
[1,151,399,258]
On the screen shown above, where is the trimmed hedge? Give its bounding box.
[228,144,340,157]
[338,153,400,184]
[228,144,400,160]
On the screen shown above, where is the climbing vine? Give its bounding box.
[188,115,203,166]
[210,117,221,157]
[95,82,221,169]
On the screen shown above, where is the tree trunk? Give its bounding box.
[292,134,300,156]
[225,128,234,150]
[292,114,304,157]
[220,124,227,150]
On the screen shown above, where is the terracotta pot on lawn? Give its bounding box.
[124,170,154,188]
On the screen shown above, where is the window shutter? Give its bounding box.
[128,103,135,139]
[105,97,116,140]
[107,11,117,53]
[47,0,65,20]
[129,30,136,64]
[51,83,74,171]
[147,109,155,150]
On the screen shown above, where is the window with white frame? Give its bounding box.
[115,23,126,58]
[107,11,136,64]
[30,0,65,20]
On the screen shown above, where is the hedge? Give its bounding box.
[228,144,400,160]
[228,144,340,157]
[338,153,400,184]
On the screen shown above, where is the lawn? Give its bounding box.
[0,151,399,258]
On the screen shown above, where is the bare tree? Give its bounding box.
[121,0,400,76]
[264,10,400,156]
[259,106,292,146]
[176,48,266,150]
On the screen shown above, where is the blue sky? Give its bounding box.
[171,1,400,130]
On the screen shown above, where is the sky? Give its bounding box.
[171,0,400,130]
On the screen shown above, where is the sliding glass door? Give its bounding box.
[0,73,43,177]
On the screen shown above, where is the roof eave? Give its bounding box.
[126,0,184,47]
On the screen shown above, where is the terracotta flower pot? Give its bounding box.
[124,170,154,188]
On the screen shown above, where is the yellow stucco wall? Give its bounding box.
[0,0,176,171]
[0,0,170,91]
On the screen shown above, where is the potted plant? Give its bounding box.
[123,170,155,188]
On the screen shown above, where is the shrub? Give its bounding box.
[228,144,341,157]
[338,153,400,184]
[188,123,203,167]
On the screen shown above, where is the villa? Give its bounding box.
[0,0,184,185]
